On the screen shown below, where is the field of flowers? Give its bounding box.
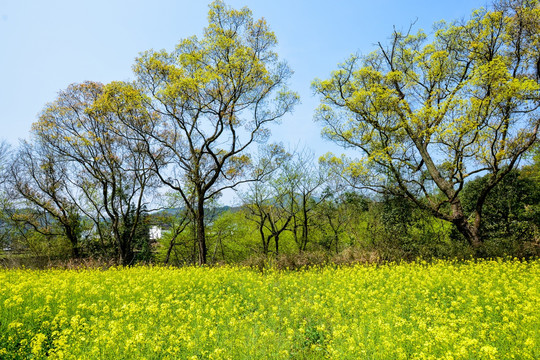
[0,260,538,359]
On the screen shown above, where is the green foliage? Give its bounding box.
[314,190,368,253]
[361,196,469,261]
[459,169,540,257]
[206,210,257,263]
[130,208,152,263]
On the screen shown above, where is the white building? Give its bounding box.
[149,226,162,240]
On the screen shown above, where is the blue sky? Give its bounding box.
[1,0,487,156]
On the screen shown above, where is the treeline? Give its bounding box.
[1,0,540,267]
[157,153,540,267]
[1,141,539,267]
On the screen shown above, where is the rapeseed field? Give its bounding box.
[0,260,538,359]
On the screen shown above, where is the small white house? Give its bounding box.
[149,226,162,240]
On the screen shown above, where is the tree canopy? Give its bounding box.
[314,0,540,251]
[128,0,299,264]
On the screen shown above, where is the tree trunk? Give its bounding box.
[71,244,80,258]
[66,230,80,258]
[292,217,299,248]
[259,219,269,255]
[302,197,309,251]
[164,237,176,265]
[452,216,483,254]
[263,236,270,255]
[196,198,207,265]
[119,236,135,266]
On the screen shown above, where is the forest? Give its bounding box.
[1,0,539,268]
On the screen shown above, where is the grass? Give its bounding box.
[0,259,538,359]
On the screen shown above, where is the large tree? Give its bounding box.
[131,1,298,264]
[9,141,84,257]
[313,0,540,252]
[33,82,158,265]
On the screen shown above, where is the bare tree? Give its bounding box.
[9,141,84,257]
[286,149,328,252]
[242,146,301,256]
